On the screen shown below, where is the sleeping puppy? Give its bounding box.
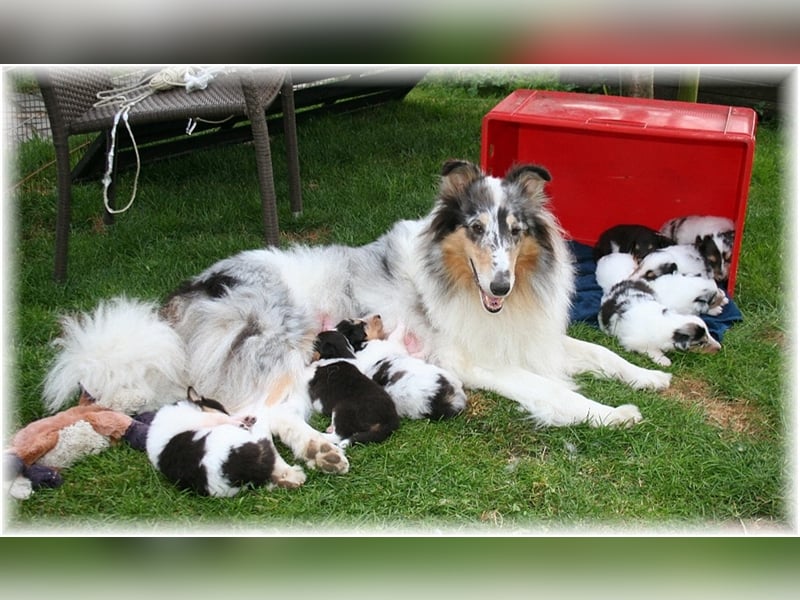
[593,224,674,262]
[660,215,735,282]
[308,330,399,448]
[647,273,729,317]
[335,318,468,420]
[146,387,305,497]
[598,279,721,367]
[596,252,728,317]
[632,244,713,282]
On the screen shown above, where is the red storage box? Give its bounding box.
[481,90,757,296]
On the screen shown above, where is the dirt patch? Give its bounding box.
[279,225,332,245]
[465,390,493,419]
[757,326,787,350]
[664,376,769,436]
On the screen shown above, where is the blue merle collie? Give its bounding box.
[308,329,399,448]
[146,387,305,497]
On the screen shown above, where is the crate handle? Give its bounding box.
[586,118,647,128]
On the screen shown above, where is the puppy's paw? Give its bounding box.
[304,438,350,474]
[240,415,257,429]
[653,354,672,367]
[271,464,307,489]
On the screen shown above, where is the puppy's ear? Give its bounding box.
[504,164,551,199]
[439,160,482,198]
[187,386,202,403]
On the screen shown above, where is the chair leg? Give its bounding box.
[281,73,303,218]
[241,72,280,246]
[52,135,72,283]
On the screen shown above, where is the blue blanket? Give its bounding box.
[568,242,742,342]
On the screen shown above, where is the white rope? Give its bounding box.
[94,66,231,214]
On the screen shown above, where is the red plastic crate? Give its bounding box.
[481,90,757,296]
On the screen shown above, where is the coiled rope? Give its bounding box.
[93,66,229,214]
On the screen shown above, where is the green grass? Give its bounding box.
[5,71,791,534]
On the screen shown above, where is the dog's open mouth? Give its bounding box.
[470,260,505,314]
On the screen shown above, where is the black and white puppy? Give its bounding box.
[146,387,305,497]
[596,252,728,318]
[596,260,721,367]
[593,224,674,262]
[632,244,715,282]
[660,215,735,283]
[647,273,728,317]
[335,318,468,421]
[308,330,399,448]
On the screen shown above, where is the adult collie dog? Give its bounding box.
[44,160,671,477]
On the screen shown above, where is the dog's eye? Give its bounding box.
[470,221,485,236]
[510,224,523,237]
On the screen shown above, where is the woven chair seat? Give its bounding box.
[38,66,302,283]
[70,70,285,132]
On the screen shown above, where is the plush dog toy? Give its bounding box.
[4,389,153,500]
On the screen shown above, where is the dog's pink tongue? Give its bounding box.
[481,290,505,313]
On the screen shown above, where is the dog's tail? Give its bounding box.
[43,296,187,414]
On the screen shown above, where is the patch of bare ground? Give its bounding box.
[664,376,769,436]
[465,390,492,419]
[279,225,332,245]
[757,326,787,349]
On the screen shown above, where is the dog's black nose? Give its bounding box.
[490,279,511,297]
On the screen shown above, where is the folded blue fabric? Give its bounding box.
[568,241,742,342]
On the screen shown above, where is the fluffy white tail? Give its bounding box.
[43,297,187,414]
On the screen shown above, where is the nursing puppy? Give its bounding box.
[146,387,305,497]
[335,318,468,420]
[308,330,399,448]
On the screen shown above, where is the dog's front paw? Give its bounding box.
[304,438,350,474]
[628,367,672,390]
[603,404,642,428]
[271,464,307,489]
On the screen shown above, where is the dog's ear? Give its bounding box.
[504,164,551,199]
[439,160,482,198]
[427,161,484,242]
[187,386,202,403]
